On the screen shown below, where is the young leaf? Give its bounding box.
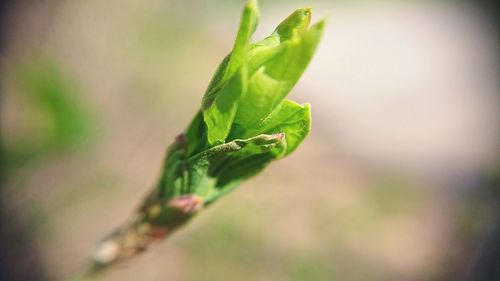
[230,99,311,156]
[224,0,259,81]
[275,7,312,42]
[202,72,245,145]
[157,135,188,199]
[187,133,286,203]
[184,111,209,157]
[202,0,259,144]
[232,18,325,128]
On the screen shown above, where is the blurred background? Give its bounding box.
[1,0,499,280]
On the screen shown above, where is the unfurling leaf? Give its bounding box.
[202,2,324,145]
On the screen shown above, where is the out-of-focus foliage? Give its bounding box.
[6,56,96,168]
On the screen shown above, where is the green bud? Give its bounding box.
[94,1,324,270]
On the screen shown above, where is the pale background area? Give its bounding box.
[1,0,499,280]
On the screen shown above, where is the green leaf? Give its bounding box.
[184,111,209,157]
[201,55,230,110]
[230,99,311,156]
[275,7,312,42]
[158,136,189,199]
[233,18,325,128]
[224,0,259,81]
[202,0,259,145]
[187,133,286,203]
[202,72,245,145]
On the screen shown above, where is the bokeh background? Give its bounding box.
[1,0,499,280]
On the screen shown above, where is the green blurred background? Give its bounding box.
[1,0,499,280]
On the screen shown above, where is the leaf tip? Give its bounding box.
[246,0,258,10]
[311,18,327,32]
